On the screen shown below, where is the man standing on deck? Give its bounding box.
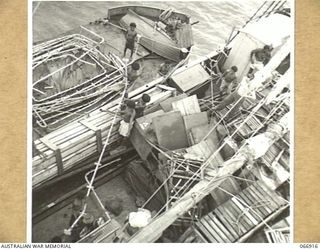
[124,22,138,60]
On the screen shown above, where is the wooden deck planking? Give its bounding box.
[226,200,253,231]
[193,227,209,243]
[246,185,274,214]
[195,221,218,243]
[241,187,270,217]
[207,213,236,242]
[219,203,247,236]
[236,192,265,221]
[202,215,231,242]
[257,182,287,207]
[231,197,259,226]
[213,208,241,239]
[199,218,224,242]
[253,184,281,211]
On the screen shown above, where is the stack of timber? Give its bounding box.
[32,84,177,188]
[188,180,288,243]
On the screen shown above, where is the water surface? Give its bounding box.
[33,1,263,58]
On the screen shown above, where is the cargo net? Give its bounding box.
[32,26,126,131]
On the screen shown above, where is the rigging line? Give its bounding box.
[117,150,193,233]
[152,175,231,220]
[85,67,128,198]
[32,1,41,16]
[180,98,286,195]
[259,1,276,19]
[226,1,267,46]
[68,61,129,232]
[164,98,287,210]
[217,186,276,233]
[125,98,288,239]
[146,97,269,215]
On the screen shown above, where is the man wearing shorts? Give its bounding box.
[124,22,137,60]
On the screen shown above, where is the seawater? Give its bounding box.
[33,0,262,58]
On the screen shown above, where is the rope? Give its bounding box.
[32,2,41,16]
[175,98,287,201]
[66,59,129,233]
[151,96,288,222]
[132,86,288,220]
[217,186,277,234]
[118,55,289,240]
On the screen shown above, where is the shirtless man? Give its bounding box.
[127,62,141,83]
[118,100,136,138]
[124,23,137,60]
[220,66,238,95]
[135,94,151,119]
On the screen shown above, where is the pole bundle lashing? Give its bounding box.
[79,120,103,154]
[39,137,64,175]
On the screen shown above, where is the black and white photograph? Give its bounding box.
[31,1,292,243]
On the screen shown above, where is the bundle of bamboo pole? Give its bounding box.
[32,29,129,130]
[32,83,176,188]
